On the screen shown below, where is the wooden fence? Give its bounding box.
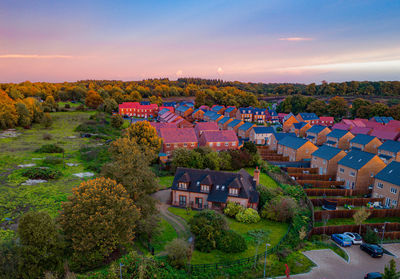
[298,180,344,188]
[287,167,318,174]
[290,173,335,180]
[310,223,400,236]
[314,208,400,221]
[305,188,369,197]
[264,155,289,161]
[310,197,384,207]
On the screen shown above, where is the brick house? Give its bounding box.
[150,122,178,135]
[175,117,193,128]
[209,113,224,123]
[217,117,234,130]
[192,109,205,121]
[227,119,245,133]
[370,128,400,142]
[199,130,239,151]
[159,128,198,156]
[253,108,267,124]
[211,105,226,115]
[175,106,194,118]
[237,122,256,139]
[277,136,318,161]
[372,161,400,207]
[249,126,275,145]
[290,122,312,137]
[283,114,299,132]
[158,106,175,114]
[377,140,400,164]
[268,109,279,123]
[203,110,219,122]
[350,127,372,135]
[118,102,158,118]
[268,132,296,151]
[318,117,334,127]
[194,122,219,138]
[311,145,346,176]
[336,149,386,191]
[306,125,331,145]
[325,129,355,150]
[370,116,394,124]
[331,123,351,131]
[236,107,254,122]
[296,113,319,125]
[171,167,260,209]
[224,107,237,118]
[350,134,382,154]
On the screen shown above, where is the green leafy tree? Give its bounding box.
[111,114,124,128]
[59,177,140,269]
[353,207,371,234]
[307,100,328,116]
[383,259,400,279]
[328,96,348,119]
[124,121,162,156]
[15,102,32,128]
[42,112,53,128]
[104,98,118,114]
[351,98,371,117]
[165,239,191,269]
[18,211,64,278]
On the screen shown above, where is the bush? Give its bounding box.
[79,145,110,172]
[217,230,247,253]
[111,114,123,129]
[42,112,53,128]
[261,196,297,222]
[363,227,379,244]
[64,103,71,109]
[257,185,283,208]
[35,144,64,153]
[21,167,62,180]
[235,208,260,223]
[165,238,191,269]
[42,133,52,140]
[42,156,63,165]
[224,202,244,218]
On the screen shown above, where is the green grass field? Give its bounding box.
[245,168,279,188]
[315,216,400,227]
[167,207,289,264]
[0,111,107,237]
[157,176,174,190]
[150,218,178,254]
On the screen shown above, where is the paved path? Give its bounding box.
[289,244,400,279]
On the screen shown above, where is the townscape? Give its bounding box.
[2,1,400,279]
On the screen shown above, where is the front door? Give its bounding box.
[195,198,203,209]
[179,195,186,207]
[386,198,391,207]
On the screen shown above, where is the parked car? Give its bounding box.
[360,243,384,257]
[343,232,363,245]
[364,272,382,279]
[331,234,352,247]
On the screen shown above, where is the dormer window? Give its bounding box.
[229,188,239,196]
[200,184,210,192]
[178,182,187,189]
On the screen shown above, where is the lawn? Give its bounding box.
[315,216,400,227]
[150,217,178,254]
[0,111,112,238]
[167,207,289,264]
[157,175,174,190]
[245,168,279,188]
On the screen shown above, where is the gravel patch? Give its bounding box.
[18,163,36,168]
[73,172,94,178]
[22,179,48,185]
[0,129,19,139]
[66,163,80,167]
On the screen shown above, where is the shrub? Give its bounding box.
[64,103,71,109]
[276,247,293,261]
[35,144,64,153]
[235,208,260,223]
[165,238,191,269]
[42,112,53,128]
[42,156,63,165]
[363,227,379,244]
[111,114,123,129]
[224,202,244,218]
[42,133,52,140]
[217,230,247,253]
[21,167,62,180]
[261,196,297,222]
[79,145,110,172]
[257,185,283,208]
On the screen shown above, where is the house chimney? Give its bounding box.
[254,167,260,185]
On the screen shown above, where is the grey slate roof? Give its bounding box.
[293,122,308,129]
[298,113,319,120]
[218,117,232,124]
[307,125,327,134]
[252,126,275,134]
[171,168,259,203]
[278,136,309,149]
[238,122,254,131]
[338,149,376,170]
[327,129,349,139]
[378,140,400,154]
[375,161,400,186]
[350,134,375,145]
[273,132,296,141]
[228,119,242,128]
[312,145,343,160]
[225,107,236,113]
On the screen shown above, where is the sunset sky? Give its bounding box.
[1,0,400,83]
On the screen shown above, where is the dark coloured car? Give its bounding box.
[360,243,384,257]
[364,272,382,279]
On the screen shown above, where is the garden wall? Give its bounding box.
[314,208,400,221]
[298,180,344,188]
[310,198,384,207]
[305,188,369,197]
[310,222,400,236]
[287,167,318,174]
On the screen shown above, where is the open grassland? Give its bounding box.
[0,111,105,235]
[167,207,289,264]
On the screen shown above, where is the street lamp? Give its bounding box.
[382,222,390,245]
[119,262,124,279]
[263,243,271,278]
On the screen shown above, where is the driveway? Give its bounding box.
[290,243,400,279]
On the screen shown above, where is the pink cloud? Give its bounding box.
[279,37,313,41]
[0,54,73,59]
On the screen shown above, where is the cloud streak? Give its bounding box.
[279,37,313,41]
[0,54,73,59]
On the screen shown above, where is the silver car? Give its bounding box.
[344,232,363,245]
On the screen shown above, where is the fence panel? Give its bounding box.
[290,174,335,180]
[310,198,384,207]
[287,167,318,174]
[314,208,400,221]
[310,223,400,236]
[305,188,369,197]
[298,180,344,188]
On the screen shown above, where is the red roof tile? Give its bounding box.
[160,128,197,144]
[350,127,372,135]
[200,130,238,143]
[194,122,219,135]
[370,128,400,141]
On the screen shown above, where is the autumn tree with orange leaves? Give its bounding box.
[124,121,162,156]
[85,90,103,109]
[59,177,140,269]
[0,90,18,129]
